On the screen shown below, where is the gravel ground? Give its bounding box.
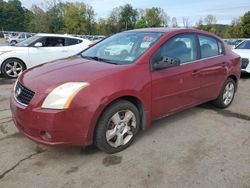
[0,68,250,187]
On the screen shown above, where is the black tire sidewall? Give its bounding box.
[214,78,236,108]
[1,59,25,79]
[95,100,140,153]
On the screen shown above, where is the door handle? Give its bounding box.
[192,69,200,76]
[221,62,227,67]
[61,50,68,53]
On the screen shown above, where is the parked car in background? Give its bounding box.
[10,28,240,153]
[224,39,244,48]
[0,33,93,78]
[8,32,33,45]
[233,39,250,73]
[3,33,12,39]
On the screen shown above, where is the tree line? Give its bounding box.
[0,0,250,38]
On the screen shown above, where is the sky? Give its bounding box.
[19,0,250,25]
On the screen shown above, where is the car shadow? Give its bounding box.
[241,72,250,80]
[0,74,16,85]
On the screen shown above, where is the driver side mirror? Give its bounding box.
[34,42,43,47]
[153,56,181,70]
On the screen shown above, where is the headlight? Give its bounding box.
[41,82,89,109]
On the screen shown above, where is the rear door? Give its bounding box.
[151,34,203,119]
[197,35,227,101]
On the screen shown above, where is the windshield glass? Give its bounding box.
[81,32,163,64]
[235,40,250,49]
[16,35,41,47]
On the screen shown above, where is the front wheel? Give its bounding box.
[213,78,236,108]
[1,59,25,79]
[10,40,17,46]
[95,100,140,153]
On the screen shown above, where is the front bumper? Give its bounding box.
[241,58,250,73]
[10,91,93,146]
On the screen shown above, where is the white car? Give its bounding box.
[233,39,250,73]
[7,33,33,45]
[0,34,93,78]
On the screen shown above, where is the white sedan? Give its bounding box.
[0,34,92,78]
[233,39,250,73]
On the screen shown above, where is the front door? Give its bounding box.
[151,34,203,119]
[28,37,66,67]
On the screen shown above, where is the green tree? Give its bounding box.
[145,7,168,27]
[63,2,88,34]
[0,0,31,31]
[96,18,107,35]
[106,7,120,34]
[204,15,217,25]
[135,19,148,28]
[29,5,49,33]
[85,5,95,34]
[241,11,250,38]
[135,9,148,28]
[224,18,243,38]
[119,4,138,31]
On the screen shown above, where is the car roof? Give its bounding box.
[125,27,221,39]
[36,33,86,40]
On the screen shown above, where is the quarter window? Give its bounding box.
[65,38,83,46]
[199,35,222,58]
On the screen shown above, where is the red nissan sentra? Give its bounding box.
[10,28,241,153]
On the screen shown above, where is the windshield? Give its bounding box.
[235,40,250,49]
[81,32,163,64]
[16,35,41,47]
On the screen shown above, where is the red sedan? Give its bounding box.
[10,28,241,153]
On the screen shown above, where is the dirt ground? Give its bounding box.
[0,73,250,188]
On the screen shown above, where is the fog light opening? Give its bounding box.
[40,131,52,141]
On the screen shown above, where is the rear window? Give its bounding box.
[235,40,250,49]
[65,38,83,46]
[198,35,223,58]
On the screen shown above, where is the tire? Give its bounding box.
[95,100,140,153]
[10,40,17,46]
[213,78,236,108]
[1,59,26,79]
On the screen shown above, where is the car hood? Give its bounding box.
[232,49,250,59]
[19,55,123,94]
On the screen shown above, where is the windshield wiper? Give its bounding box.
[81,55,118,65]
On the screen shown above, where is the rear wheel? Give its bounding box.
[213,78,236,108]
[95,100,140,153]
[1,59,25,79]
[10,40,17,46]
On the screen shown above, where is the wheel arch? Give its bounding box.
[1,57,27,70]
[228,74,238,90]
[88,95,147,145]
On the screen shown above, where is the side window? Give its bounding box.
[199,35,221,58]
[65,38,82,46]
[152,34,198,64]
[19,33,25,39]
[43,37,65,47]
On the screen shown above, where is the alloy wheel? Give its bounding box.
[4,61,23,78]
[223,82,235,105]
[106,110,136,148]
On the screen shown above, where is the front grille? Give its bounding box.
[15,81,35,106]
[241,58,249,69]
